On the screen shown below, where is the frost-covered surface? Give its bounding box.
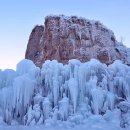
[0,59,130,129]
[0,110,130,130]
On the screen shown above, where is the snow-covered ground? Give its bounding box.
[0,59,130,129]
[0,110,129,130]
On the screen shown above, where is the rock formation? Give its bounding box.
[25,15,130,67]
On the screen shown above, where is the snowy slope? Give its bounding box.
[0,59,130,129]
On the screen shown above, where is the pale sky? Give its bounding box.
[0,0,130,70]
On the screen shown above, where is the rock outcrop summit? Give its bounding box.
[25,15,130,67]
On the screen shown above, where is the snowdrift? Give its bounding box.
[0,59,130,127]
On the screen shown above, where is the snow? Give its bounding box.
[0,58,130,129]
[0,110,130,130]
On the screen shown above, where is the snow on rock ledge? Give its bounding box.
[25,15,130,67]
[0,59,130,126]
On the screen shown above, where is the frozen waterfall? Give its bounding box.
[0,59,130,126]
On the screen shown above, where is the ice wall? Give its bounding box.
[0,59,130,125]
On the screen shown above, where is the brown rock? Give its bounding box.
[25,15,130,67]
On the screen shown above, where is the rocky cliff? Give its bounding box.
[25,15,130,67]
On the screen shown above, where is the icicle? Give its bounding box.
[68,78,78,113]
[0,87,13,124]
[25,106,34,126]
[90,88,105,114]
[34,104,41,123]
[106,92,115,110]
[52,77,59,106]
[12,75,35,119]
[42,98,52,120]
[101,74,108,90]
[58,93,69,120]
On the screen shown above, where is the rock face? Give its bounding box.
[25,15,130,67]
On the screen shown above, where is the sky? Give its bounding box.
[0,0,130,70]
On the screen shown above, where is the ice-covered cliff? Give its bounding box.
[0,59,130,127]
[25,15,130,67]
[0,15,130,128]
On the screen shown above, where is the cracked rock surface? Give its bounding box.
[25,15,130,67]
